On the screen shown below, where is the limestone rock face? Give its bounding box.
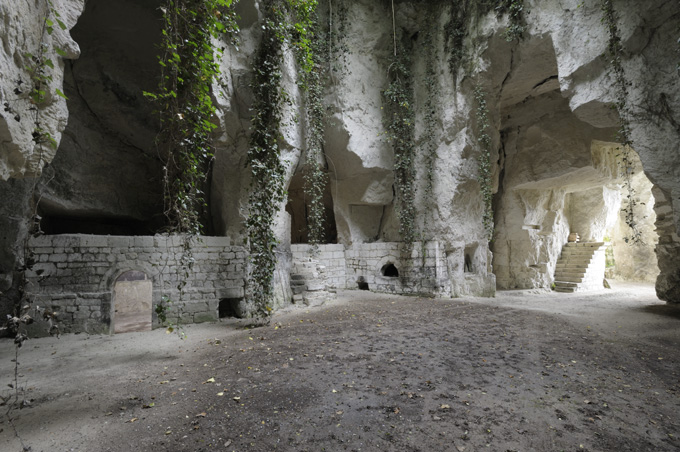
[1,0,679,313]
[490,0,679,300]
[0,0,85,180]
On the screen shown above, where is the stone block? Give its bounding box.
[306,281,325,291]
[48,254,67,263]
[80,235,109,247]
[134,236,154,247]
[193,312,217,323]
[216,287,244,298]
[109,236,132,248]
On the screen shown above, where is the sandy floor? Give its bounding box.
[1,281,679,451]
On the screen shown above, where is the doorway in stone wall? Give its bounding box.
[113,270,152,333]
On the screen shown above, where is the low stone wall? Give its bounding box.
[345,242,451,296]
[291,242,455,296]
[290,244,346,289]
[25,234,246,335]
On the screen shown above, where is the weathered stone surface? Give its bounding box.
[0,0,85,180]
[2,0,679,315]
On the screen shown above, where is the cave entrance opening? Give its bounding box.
[287,171,338,244]
[35,0,166,236]
[489,35,660,292]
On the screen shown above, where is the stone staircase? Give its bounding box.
[290,255,336,306]
[554,242,607,293]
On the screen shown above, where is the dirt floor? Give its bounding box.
[1,280,680,452]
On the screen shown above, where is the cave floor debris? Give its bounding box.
[2,281,679,451]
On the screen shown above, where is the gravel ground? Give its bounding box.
[1,280,679,452]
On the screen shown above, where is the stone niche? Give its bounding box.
[113,270,152,334]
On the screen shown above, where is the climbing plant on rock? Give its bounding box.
[420,5,440,225]
[444,0,526,81]
[474,85,494,240]
[144,0,238,332]
[600,0,642,244]
[289,0,329,247]
[245,0,292,321]
[145,0,238,235]
[383,43,417,244]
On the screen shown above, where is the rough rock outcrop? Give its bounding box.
[0,0,84,179]
[1,0,679,322]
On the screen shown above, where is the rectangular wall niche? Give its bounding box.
[113,270,152,333]
[464,244,478,273]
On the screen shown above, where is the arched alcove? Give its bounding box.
[381,263,399,277]
[113,270,152,333]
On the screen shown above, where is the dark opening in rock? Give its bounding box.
[357,276,369,290]
[219,298,243,318]
[381,263,399,277]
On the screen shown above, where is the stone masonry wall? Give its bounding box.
[291,242,490,298]
[290,244,346,290]
[345,242,450,296]
[25,234,246,335]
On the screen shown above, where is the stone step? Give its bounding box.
[565,242,605,248]
[554,270,586,278]
[554,275,584,283]
[555,263,588,270]
[561,249,596,255]
[555,281,578,288]
[554,286,576,293]
[556,258,591,266]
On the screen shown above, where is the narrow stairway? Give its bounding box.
[554,242,607,293]
[290,257,335,306]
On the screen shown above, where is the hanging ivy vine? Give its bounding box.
[444,0,526,81]
[144,0,238,332]
[383,43,417,244]
[0,2,66,437]
[291,2,329,247]
[420,5,440,231]
[474,85,494,240]
[600,0,642,244]
[145,0,238,235]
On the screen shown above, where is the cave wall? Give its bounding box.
[1,0,680,313]
[524,0,680,300]
[489,0,678,297]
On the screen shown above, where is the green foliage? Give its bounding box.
[246,0,290,322]
[496,0,525,42]
[291,2,329,248]
[600,0,642,244]
[145,0,238,235]
[383,45,417,244]
[246,0,336,319]
[420,6,439,222]
[144,0,238,331]
[443,0,526,80]
[474,86,494,240]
